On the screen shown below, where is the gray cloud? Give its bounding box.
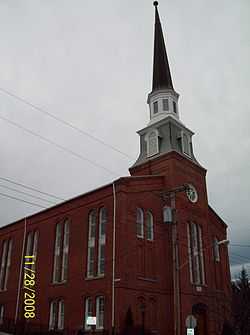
[0,0,249,274]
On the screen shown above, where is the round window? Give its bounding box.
[186,184,198,203]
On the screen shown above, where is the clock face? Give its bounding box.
[186,184,198,203]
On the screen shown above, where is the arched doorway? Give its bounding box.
[192,303,208,335]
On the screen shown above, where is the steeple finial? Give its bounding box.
[152,2,174,91]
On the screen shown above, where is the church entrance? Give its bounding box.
[192,303,208,335]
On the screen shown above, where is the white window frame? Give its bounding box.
[146,211,154,241]
[98,208,107,276]
[162,98,169,111]
[32,231,39,272]
[4,240,12,290]
[58,300,64,330]
[0,241,8,291]
[153,101,158,114]
[181,132,191,156]
[96,296,104,330]
[87,210,97,278]
[49,300,64,331]
[53,223,62,283]
[84,297,93,330]
[214,238,220,262]
[61,220,70,281]
[49,300,57,330]
[188,223,205,285]
[53,220,70,283]
[173,100,177,113]
[136,208,144,238]
[163,206,173,224]
[0,239,12,291]
[145,129,159,157]
[25,231,39,272]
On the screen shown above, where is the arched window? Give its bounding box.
[213,238,220,262]
[96,296,105,329]
[136,208,144,238]
[146,130,159,157]
[146,211,154,241]
[87,210,97,277]
[84,297,93,330]
[163,206,173,224]
[98,208,107,275]
[53,219,69,283]
[187,222,205,285]
[99,207,107,238]
[182,133,190,155]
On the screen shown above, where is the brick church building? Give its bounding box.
[0,2,231,335]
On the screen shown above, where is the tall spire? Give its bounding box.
[152,1,174,91]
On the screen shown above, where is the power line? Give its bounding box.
[0,114,120,177]
[0,87,134,160]
[230,244,250,248]
[0,176,65,201]
[0,184,57,205]
[0,191,47,209]
[230,252,250,263]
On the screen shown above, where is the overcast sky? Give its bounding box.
[0,0,249,278]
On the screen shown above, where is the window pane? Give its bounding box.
[173,101,177,113]
[0,241,8,290]
[53,223,63,283]
[163,99,169,111]
[146,211,154,240]
[0,305,4,324]
[61,221,70,281]
[49,301,57,330]
[58,300,64,330]
[99,208,107,238]
[87,246,95,277]
[136,208,144,238]
[85,298,93,330]
[96,296,104,329]
[192,223,200,284]
[98,244,105,275]
[198,226,205,284]
[148,131,158,157]
[183,134,189,155]
[89,210,97,239]
[4,240,12,290]
[187,224,193,283]
[32,231,39,271]
[153,101,158,114]
[25,232,33,257]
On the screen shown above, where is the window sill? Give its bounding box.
[50,281,67,286]
[85,275,105,281]
[137,276,158,283]
[191,283,207,292]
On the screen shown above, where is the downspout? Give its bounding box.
[15,217,27,323]
[111,182,117,334]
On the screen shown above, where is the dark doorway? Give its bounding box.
[192,303,208,335]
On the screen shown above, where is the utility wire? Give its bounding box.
[0,191,47,209]
[230,244,250,248]
[0,184,57,205]
[0,87,134,160]
[0,114,120,177]
[0,176,65,201]
[230,252,250,262]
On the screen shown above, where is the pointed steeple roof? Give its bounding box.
[152,1,174,91]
